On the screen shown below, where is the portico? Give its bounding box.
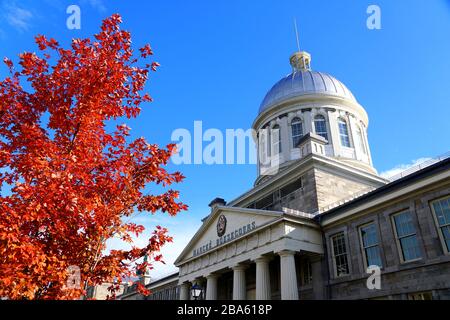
[174,205,324,300]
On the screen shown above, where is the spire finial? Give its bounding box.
[290,18,312,72]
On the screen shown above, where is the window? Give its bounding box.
[302,259,312,285]
[291,117,303,147]
[392,211,422,262]
[408,292,433,300]
[314,115,328,141]
[255,193,274,210]
[338,118,351,147]
[271,125,281,155]
[259,130,268,164]
[356,126,367,154]
[266,126,272,158]
[430,196,450,253]
[359,223,383,268]
[331,232,350,277]
[280,178,303,198]
[249,176,304,209]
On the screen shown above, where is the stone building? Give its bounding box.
[119,47,450,300]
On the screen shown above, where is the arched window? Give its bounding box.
[314,115,328,141]
[291,118,303,147]
[356,126,367,154]
[271,125,281,155]
[338,118,351,147]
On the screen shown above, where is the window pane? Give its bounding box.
[314,116,328,141]
[365,246,382,267]
[394,212,415,237]
[336,254,349,276]
[332,233,349,276]
[361,224,378,247]
[400,235,421,261]
[272,125,281,155]
[280,178,302,198]
[333,233,346,255]
[291,118,303,147]
[444,199,450,223]
[338,119,351,147]
[361,224,383,267]
[433,197,450,226]
[393,212,422,261]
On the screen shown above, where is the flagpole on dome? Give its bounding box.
[291,18,311,72]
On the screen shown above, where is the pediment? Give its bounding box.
[174,206,282,265]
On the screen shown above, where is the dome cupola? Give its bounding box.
[253,50,377,182]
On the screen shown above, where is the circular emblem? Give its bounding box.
[216,215,227,237]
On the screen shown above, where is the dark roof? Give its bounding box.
[315,157,450,223]
[145,271,179,288]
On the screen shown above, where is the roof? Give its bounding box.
[145,272,179,288]
[259,70,357,114]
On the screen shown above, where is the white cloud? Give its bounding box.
[1,1,33,32]
[106,214,200,281]
[380,157,434,179]
[83,0,107,13]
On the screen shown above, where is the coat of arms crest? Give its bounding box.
[216,215,227,237]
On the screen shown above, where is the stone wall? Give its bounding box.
[314,167,372,212]
[275,166,374,215]
[275,168,319,214]
[323,184,450,300]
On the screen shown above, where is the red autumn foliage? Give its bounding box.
[0,14,187,300]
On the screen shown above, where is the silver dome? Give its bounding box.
[259,70,357,114]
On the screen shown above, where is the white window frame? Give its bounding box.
[356,126,367,154]
[430,195,450,255]
[330,232,350,278]
[314,115,329,142]
[259,129,268,165]
[271,125,281,156]
[291,117,303,148]
[338,117,351,148]
[391,210,422,263]
[358,222,383,270]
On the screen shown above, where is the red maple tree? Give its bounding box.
[0,14,187,300]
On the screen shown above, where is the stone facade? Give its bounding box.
[115,156,450,301]
[314,168,374,212]
[321,164,450,300]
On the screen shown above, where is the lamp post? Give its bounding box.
[191,283,203,300]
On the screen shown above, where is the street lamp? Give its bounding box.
[191,283,203,300]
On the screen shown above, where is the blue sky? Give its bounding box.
[1,0,450,278]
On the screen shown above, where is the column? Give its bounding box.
[232,265,247,300]
[206,274,219,300]
[280,116,289,161]
[311,257,325,300]
[327,109,340,157]
[179,282,191,300]
[255,257,271,300]
[278,250,299,300]
[303,109,313,135]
